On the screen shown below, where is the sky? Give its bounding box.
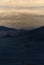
[0,0,44,14]
[0,0,44,6]
[0,0,44,29]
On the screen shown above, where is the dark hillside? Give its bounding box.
[0,26,44,65]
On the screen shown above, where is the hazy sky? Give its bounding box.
[0,0,44,29]
[0,0,44,14]
[0,0,44,6]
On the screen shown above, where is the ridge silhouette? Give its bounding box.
[0,26,44,41]
[0,26,44,65]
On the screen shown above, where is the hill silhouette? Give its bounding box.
[29,26,44,41]
[0,26,44,65]
[0,26,44,41]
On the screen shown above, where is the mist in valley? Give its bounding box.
[0,12,44,30]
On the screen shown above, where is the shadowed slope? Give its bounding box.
[0,26,44,41]
[0,26,44,65]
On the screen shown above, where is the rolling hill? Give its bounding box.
[0,26,44,65]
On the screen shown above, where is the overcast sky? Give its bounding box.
[0,0,44,28]
[0,0,44,6]
[0,0,44,14]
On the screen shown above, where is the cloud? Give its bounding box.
[0,0,44,15]
[0,0,44,6]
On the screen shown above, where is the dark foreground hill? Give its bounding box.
[0,26,44,41]
[0,26,44,65]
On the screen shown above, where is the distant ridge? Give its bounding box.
[0,26,19,38]
[29,26,44,41]
[30,26,44,32]
[0,26,17,31]
[0,26,44,41]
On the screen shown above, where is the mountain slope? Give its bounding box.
[0,26,44,65]
[0,26,44,41]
